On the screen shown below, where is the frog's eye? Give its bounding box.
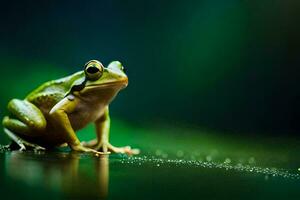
[84,60,104,81]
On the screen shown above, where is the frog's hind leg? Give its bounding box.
[5,99,47,135]
[2,99,47,151]
[3,128,45,151]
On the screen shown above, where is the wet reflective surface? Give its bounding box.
[1,124,300,199]
[1,151,108,199]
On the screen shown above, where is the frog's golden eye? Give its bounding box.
[84,60,104,81]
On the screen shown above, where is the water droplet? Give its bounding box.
[155,149,162,156]
[206,155,212,162]
[248,157,256,164]
[162,153,168,158]
[224,158,231,164]
[176,150,184,157]
[264,175,269,181]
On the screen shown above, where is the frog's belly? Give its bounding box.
[68,103,107,131]
[21,102,107,147]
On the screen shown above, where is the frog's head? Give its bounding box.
[84,59,128,88]
[72,60,128,100]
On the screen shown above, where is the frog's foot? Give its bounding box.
[81,140,140,155]
[71,144,110,156]
[106,143,140,155]
[58,143,68,147]
[81,139,98,148]
[1,143,13,151]
[3,128,45,151]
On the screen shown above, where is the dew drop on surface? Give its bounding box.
[162,153,168,158]
[210,149,219,156]
[155,149,162,156]
[264,175,269,181]
[206,155,212,162]
[118,153,300,180]
[176,150,184,157]
[224,158,231,164]
[248,157,256,164]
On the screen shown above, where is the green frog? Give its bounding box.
[2,60,139,155]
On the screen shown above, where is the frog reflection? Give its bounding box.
[5,151,109,199]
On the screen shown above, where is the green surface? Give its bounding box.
[1,120,300,200]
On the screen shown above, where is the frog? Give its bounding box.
[2,60,139,155]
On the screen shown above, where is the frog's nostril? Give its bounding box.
[108,61,124,71]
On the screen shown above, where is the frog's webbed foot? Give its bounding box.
[107,143,140,155]
[81,139,98,148]
[82,140,140,155]
[3,128,45,151]
[58,143,68,147]
[70,144,110,156]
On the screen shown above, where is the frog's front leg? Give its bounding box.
[82,107,140,155]
[2,99,47,151]
[49,95,106,156]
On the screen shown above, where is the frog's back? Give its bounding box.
[25,71,83,113]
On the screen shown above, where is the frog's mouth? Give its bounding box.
[85,79,128,90]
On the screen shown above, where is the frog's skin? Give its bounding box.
[2,60,139,155]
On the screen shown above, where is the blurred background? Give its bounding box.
[0,0,299,143]
[1,1,300,199]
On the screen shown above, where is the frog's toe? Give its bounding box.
[33,145,46,151]
[71,144,110,156]
[58,143,68,147]
[107,144,140,155]
[19,145,26,151]
[4,128,45,152]
[81,139,98,148]
[4,128,26,150]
